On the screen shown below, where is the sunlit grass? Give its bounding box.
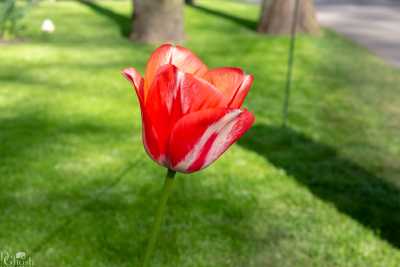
[1,1,399,266]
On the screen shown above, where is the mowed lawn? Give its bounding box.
[1,0,400,266]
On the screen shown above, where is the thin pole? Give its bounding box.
[282,0,300,127]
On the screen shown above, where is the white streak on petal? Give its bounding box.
[174,109,242,171]
[169,46,176,64]
[165,46,175,64]
[203,118,237,168]
[228,74,251,107]
[241,75,252,92]
[180,73,191,114]
[165,69,184,113]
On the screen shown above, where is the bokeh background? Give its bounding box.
[1,0,399,266]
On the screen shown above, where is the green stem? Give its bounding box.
[142,169,176,267]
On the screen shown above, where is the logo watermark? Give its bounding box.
[0,251,33,267]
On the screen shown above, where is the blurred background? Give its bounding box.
[1,0,399,266]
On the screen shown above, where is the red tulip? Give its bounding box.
[123,44,255,173]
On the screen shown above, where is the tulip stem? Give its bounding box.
[142,169,176,267]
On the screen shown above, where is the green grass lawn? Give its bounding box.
[1,0,400,266]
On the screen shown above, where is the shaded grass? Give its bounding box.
[77,0,131,37]
[238,125,400,247]
[0,0,399,266]
[189,4,257,31]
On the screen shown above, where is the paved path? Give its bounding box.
[315,0,400,67]
[245,0,400,67]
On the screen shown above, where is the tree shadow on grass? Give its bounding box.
[189,4,257,31]
[22,171,267,266]
[0,109,121,165]
[238,124,400,249]
[0,108,269,266]
[30,161,138,255]
[77,0,131,37]
[78,1,257,36]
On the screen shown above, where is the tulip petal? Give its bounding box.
[122,67,144,103]
[144,65,227,165]
[122,68,162,164]
[205,68,253,108]
[172,45,208,77]
[229,74,253,108]
[141,111,165,165]
[144,44,208,99]
[169,108,255,173]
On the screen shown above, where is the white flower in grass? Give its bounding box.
[41,19,55,33]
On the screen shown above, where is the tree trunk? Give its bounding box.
[258,0,320,35]
[185,0,194,5]
[131,0,185,43]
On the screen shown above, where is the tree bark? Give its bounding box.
[131,0,185,43]
[258,0,320,35]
